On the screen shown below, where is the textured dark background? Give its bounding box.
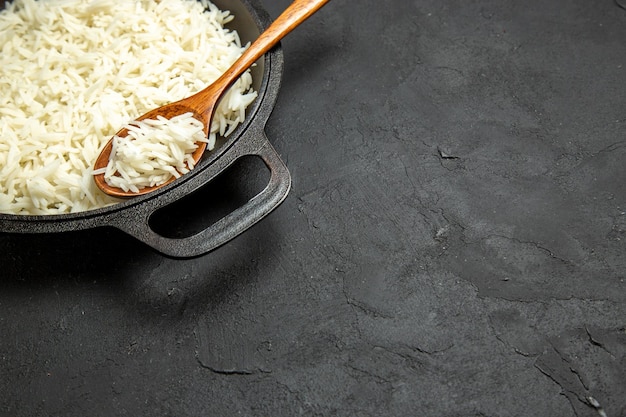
[1,0,625,416]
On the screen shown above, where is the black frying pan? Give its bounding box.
[0,0,291,258]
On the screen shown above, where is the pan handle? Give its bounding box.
[110,126,291,258]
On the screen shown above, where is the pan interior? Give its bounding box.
[199,0,268,162]
[214,0,266,88]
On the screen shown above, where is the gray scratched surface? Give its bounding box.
[1,0,625,416]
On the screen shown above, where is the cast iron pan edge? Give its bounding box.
[0,0,291,258]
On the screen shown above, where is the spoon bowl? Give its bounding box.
[94,0,331,197]
[93,104,208,197]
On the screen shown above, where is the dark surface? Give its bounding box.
[1,0,625,416]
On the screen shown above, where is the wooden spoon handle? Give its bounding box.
[196,0,331,114]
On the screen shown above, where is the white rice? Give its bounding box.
[0,0,257,215]
[100,112,208,193]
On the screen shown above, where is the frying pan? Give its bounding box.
[0,0,291,258]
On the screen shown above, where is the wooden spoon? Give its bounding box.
[93,0,331,197]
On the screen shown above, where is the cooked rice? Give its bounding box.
[100,112,208,193]
[0,0,257,214]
